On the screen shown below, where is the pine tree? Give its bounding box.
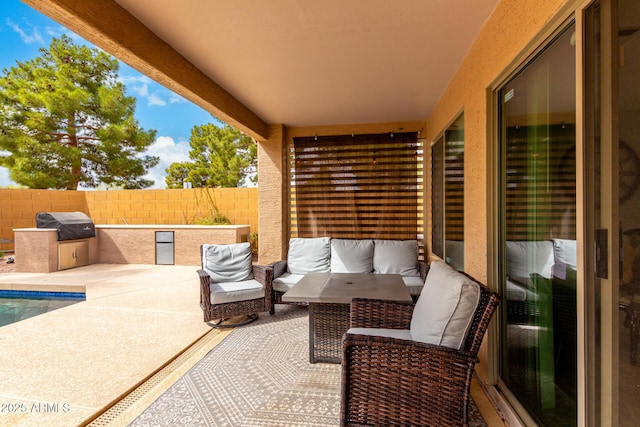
[0,35,158,189]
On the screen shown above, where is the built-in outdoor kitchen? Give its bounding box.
[13,211,250,273]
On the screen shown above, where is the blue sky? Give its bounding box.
[0,0,221,188]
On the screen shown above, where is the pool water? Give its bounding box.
[0,290,86,328]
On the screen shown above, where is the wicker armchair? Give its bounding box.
[198,243,273,326]
[340,269,500,427]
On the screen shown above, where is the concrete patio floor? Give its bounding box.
[0,264,505,427]
[0,263,225,427]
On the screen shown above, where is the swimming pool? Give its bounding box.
[0,290,86,328]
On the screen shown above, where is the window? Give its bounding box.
[431,114,465,270]
[290,132,424,254]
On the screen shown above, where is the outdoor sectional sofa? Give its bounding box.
[270,237,428,308]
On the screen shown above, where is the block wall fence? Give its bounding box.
[0,188,258,252]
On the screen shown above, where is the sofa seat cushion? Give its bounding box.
[273,272,304,293]
[372,240,420,277]
[202,243,254,283]
[210,279,264,304]
[287,237,331,274]
[330,239,374,273]
[410,260,480,349]
[402,276,425,297]
[506,279,528,302]
[348,327,413,341]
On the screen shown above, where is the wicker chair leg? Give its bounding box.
[207,313,259,328]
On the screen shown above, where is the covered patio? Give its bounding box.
[17,1,589,426]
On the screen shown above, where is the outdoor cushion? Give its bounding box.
[330,239,374,273]
[505,240,554,284]
[402,276,425,297]
[202,242,254,283]
[210,279,264,304]
[287,237,331,274]
[402,276,424,287]
[273,272,304,293]
[347,327,413,341]
[552,238,577,280]
[372,239,420,277]
[410,260,480,349]
[506,279,528,302]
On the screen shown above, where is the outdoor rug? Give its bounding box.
[130,305,488,426]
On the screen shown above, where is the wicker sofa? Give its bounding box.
[270,237,428,311]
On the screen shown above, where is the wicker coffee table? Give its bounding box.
[282,272,412,363]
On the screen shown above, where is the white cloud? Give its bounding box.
[169,93,187,104]
[143,136,191,188]
[147,94,167,107]
[6,18,44,44]
[118,74,153,98]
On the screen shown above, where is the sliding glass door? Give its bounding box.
[497,23,577,426]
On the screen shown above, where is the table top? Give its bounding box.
[281,272,412,304]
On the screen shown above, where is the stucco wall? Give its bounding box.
[0,188,258,252]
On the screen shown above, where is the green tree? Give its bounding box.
[165,123,257,188]
[0,35,158,190]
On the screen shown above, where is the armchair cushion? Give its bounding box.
[410,260,480,349]
[372,239,420,277]
[202,242,253,283]
[330,239,374,273]
[210,279,264,304]
[287,237,331,274]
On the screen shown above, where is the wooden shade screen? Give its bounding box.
[290,132,424,248]
[504,124,576,241]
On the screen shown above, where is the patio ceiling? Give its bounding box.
[25,0,498,140]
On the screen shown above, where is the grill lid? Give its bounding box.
[35,211,96,241]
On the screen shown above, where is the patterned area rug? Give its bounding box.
[130,306,487,426]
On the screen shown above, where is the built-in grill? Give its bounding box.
[36,212,96,241]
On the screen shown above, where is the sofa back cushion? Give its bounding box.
[505,240,554,283]
[202,242,254,283]
[372,239,420,277]
[410,260,480,349]
[330,239,374,273]
[287,237,331,274]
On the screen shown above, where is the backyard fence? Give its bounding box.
[0,188,258,252]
